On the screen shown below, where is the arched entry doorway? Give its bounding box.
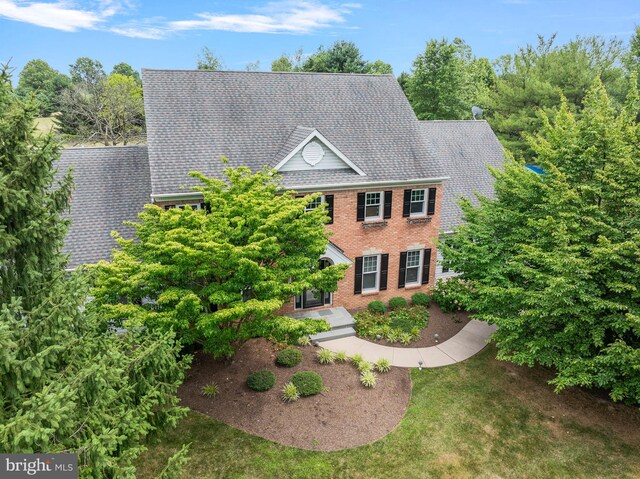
[295,258,333,309]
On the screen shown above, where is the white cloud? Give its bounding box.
[0,0,109,31]
[0,0,359,38]
[168,1,359,34]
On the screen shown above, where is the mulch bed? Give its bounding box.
[365,303,472,348]
[179,338,412,451]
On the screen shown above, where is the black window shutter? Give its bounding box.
[398,251,407,288]
[403,189,411,217]
[383,191,393,219]
[354,256,363,294]
[427,188,437,216]
[356,192,365,221]
[422,249,432,284]
[380,254,389,291]
[325,195,334,224]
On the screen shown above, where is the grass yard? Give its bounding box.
[137,346,640,479]
[34,116,57,136]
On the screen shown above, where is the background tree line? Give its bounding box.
[18,28,640,156]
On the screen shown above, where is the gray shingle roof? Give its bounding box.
[419,120,504,232]
[56,146,150,267]
[142,70,446,195]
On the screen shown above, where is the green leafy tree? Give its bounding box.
[406,38,492,120]
[100,73,145,144]
[0,67,189,477]
[111,62,141,84]
[440,78,640,404]
[16,59,70,116]
[69,56,105,86]
[302,40,368,73]
[196,47,223,70]
[271,49,304,72]
[92,165,347,358]
[485,34,626,162]
[366,59,393,75]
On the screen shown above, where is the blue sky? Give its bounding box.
[1,0,638,77]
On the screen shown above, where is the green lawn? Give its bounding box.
[137,346,640,479]
[34,116,57,136]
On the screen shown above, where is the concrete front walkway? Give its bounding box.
[320,319,496,368]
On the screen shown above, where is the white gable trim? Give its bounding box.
[324,242,352,266]
[274,130,366,176]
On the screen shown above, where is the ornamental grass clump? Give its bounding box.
[276,347,303,367]
[360,370,377,388]
[246,370,276,392]
[374,358,392,373]
[334,351,348,363]
[317,349,335,364]
[281,382,300,402]
[200,383,219,398]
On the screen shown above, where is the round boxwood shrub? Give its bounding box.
[276,347,303,367]
[388,296,408,310]
[367,300,386,314]
[290,371,324,396]
[247,370,276,392]
[411,292,431,306]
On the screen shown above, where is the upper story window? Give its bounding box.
[410,189,426,216]
[357,191,392,222]
[305,195,324,212]
[301,194,334,224]
[365,192,382,220]
[403,187,437,218]
[164,203,204,211]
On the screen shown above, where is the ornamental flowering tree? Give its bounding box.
[440,77,640,404]
[92,164,347,358]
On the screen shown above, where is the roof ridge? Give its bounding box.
[141,68,395,78]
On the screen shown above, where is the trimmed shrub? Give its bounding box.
[389,297,408,310]
[291,371,324,396]
[360,370,377,388]
[374,358,391,373]
[411,292,431,306]
[317,349,335,365]
[367,300,386,314]
[276,347,303,367]
[281,382,300,402]
[247,370,276,392]
[201,383,219,398]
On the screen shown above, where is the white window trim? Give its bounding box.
[362,254,380,292]
[166,203,202,210]
[409,189,426,217]
[405,249,423,286]
[364,191,383,221]
[305,194,325,212]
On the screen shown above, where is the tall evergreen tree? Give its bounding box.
[441,78,640,404]
[0,67,189,477]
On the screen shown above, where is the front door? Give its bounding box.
[296,259,333,309]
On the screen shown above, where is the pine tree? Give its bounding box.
[441,77,640,404]
[0,66,189,478]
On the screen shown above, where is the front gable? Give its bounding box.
[274,129,366,176]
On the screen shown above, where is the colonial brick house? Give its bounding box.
[57,70,503,313]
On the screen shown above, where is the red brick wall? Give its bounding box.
[280,183,443,313]
[157,183,444,314]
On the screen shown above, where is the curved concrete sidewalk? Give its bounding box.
[320,319,496,368]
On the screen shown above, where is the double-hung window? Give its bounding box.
[305,195,324,212]
[362,255,380,291]
[410,189,426,216]
[365,192,382,220]
[405,250,422,285]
